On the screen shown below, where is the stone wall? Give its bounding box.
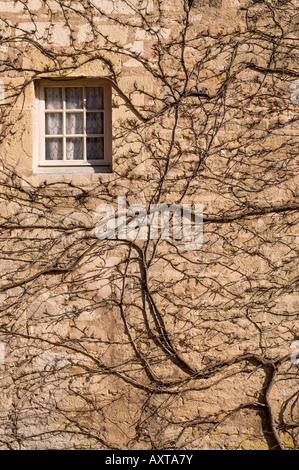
[0,0,298,450]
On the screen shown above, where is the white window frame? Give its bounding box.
[35,78,112,171]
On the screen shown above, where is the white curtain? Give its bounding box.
[45,113,62,135]
[46,139,62,160]
[44,87,104,161]
[66,87,83,109]
[86,87,103,109]
[66,113,83,134]
[45,88,63,160]
[66,139,83,160]
[87,138,104,160]
[86,112,103,134]
[66,112,83,160]
[45,88,62,109]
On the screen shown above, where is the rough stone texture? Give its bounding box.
[0,0,298,451]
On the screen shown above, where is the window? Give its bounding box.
[35,79,112,171]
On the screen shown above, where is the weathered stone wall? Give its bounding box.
[0,0,298,450]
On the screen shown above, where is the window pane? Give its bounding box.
[45,88,62,110]
[66,113,83,134]
[46,138,63,160]
[87,137,104,160]
[45,113,62,135]
[86,87,104,109]
[66,87,83,109]
[66,138,84,160]
[86,112,104,134]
